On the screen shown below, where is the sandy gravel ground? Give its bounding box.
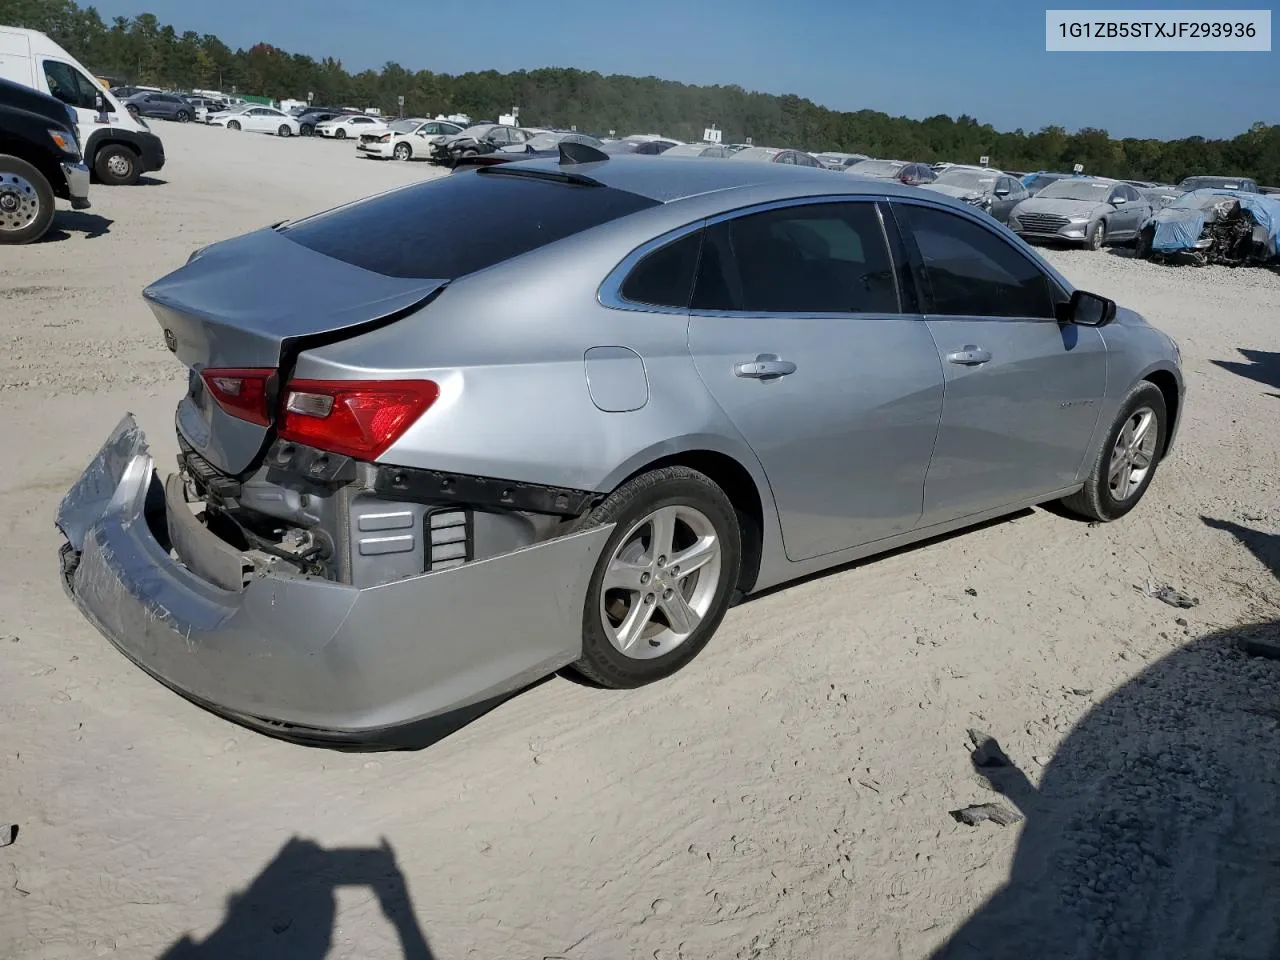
[2,123,1279,959]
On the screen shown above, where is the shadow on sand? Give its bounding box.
[935,554,1280,960]
[159,837,435,959]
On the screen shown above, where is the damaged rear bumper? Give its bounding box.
[55,415,612,746]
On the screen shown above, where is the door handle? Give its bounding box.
[946,345,992,366]
[734,355,797,380]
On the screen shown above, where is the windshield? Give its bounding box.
[1169,190,1240,210]
[389,119,419,133]
[459,125,494,138]
[1179,176,1245,190]
[848,160,904,177]
[934,168,997,190]
[526,133,566,150]
[1037,179,1113,201]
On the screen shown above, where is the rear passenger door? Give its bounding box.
[684,199,945,561]
[891,201,1107,523]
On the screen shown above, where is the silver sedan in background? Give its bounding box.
[920,165,1028,223]
[56,149,1183,746]
[1009,177,1152,249]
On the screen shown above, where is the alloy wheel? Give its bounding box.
[600,505,723,659]
[1108,406,1158,501]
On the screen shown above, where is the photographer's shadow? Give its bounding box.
[160,836,435,959]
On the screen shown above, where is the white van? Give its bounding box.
[0,25,164,185]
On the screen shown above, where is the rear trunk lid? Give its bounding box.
[145,226,445,475]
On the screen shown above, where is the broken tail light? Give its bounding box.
[279,379,440,460]
[200,367,274,426]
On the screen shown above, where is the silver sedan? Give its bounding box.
[1009,177,1153,249]
[56,148,1184,746]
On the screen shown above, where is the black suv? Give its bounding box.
[0,76,91,243]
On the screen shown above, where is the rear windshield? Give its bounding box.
[278,170,659,279]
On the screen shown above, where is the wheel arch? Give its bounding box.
[602,440,772,596]
[84,128,142,164]
[1143,367,1181,459]
[0,138,66,201]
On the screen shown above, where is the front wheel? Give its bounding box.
[393,142,412,161]
[93,144,138,185]
[334,128,347,140]
[1134,227,1154,259]
[0,156,55,244]
[175,110,190,123]
[570,466,742,688]
[227,120,241,131]
[300,124,314,137]
[277,124,292,137]
[1060,381,1167,522]
[1086,220,1105,250]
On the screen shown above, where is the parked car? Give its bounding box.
[729,146,824,167]
[1175,175,1259,194]
[1134,188,1280,265]
[501,131,606,154]
[1008,177,1152,249]
[656,142,732,158]
[125,91,195,123]
[294,109,353,136]
[0,75,91,243]
[428,123,530,163]
[846,159,935,185]
[357,118,464,160]
[0,26,164,185]
[921,165,1028,223]
[109,84,161,100]
[314,114,383,139]
[1022,171,1070,196]
[209,105,301,137]
[1139,184,1182,211]
[55,151,1183,745]
[814,151,871,170]
[602,137,682,155]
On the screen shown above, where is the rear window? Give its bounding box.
[278,170,660,279]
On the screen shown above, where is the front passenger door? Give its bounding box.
[893,201,1107,523]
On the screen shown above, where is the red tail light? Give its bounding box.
[200,367,274,426]
[279,379,439,460]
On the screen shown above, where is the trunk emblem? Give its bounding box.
[163,328,177,352]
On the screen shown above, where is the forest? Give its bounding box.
[3,0,1278,184]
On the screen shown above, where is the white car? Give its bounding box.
[357,118,463,160]
[315,114,383,140]
[208,105,301,137]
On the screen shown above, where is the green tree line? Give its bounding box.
[4,0,1279,184]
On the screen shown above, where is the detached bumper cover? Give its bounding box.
[55,415,612,740]
[61,161,91,209]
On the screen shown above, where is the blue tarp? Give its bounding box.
[1148,189,1280,258]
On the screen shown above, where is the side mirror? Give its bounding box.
[1059,289,1116,327]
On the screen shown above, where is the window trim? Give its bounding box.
[599,195,906,318]
[887,197,1071,321]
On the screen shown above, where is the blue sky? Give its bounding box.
[94,0,1277,140]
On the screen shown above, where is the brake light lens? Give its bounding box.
[279,379,439,460]
[200,367,274,426]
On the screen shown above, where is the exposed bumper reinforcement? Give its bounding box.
[55,415,613,744]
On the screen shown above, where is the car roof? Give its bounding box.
[491,154,931,204]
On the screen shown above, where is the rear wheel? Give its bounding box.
[393,142,412,161]
[93,144,138,185]
[1134,227,1154,259]
[1060,381,1167,522]
[0,156,55,244]
[335,128,347,140]
[277,124,292,137]
[570,467,741,688]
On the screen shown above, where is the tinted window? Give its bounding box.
[694,202,899,314]
[280,170,659,279]
[620,230,703,308]
[42,60,101,110]
[897,204,1054,319]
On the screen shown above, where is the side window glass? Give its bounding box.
[898,204,1054,319]
[42,60,99,109]
[707,202,899,314]
[619,229,703,308]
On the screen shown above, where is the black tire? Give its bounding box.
[334,128,347,140]
[277,124,292,137]
[1134,227,1154,259]
[300,124,314,137]
[227,120,241,131]
[175,110,190,123]
[569,466,742,689]
[1060,381,1167,522]
[0,155,56,244]
[1086,220,1105,250]
[93,144,139,185]
[393,142,412,161]
[461,148,477,157]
